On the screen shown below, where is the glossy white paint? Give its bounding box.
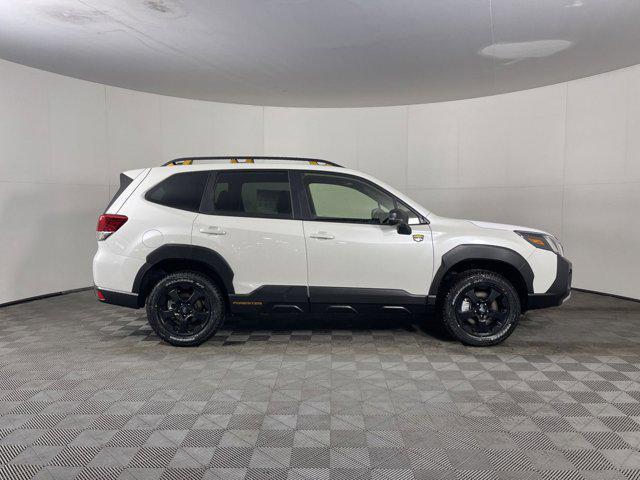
[428,214,557,293]
[93,163,558,299]
[528,249,559,294]
[303,222,433,296]
[94,168,199,292]
[106,168,150,214]
[192,216,307,295]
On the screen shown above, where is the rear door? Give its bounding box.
[296,171,433,313]
[192,169,308,311]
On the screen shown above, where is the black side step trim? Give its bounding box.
[381,305,411,314]
[229,285,308,314]
[228,285,429,315]
[309,286,427,305]
[272,304,305,313]
[325,305,358,313]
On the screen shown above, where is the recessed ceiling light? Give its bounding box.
[479,40,573,63]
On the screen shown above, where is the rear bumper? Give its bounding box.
[526,255,572,310]
[95,288,140,309]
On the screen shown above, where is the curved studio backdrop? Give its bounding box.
[1,58,639,304]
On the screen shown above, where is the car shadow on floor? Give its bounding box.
[217,312,455,343]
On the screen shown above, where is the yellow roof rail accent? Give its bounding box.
[162,157,343,167]
[166,159,192,166]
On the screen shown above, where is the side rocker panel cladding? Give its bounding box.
[132,244,235,295]
[428,244,535,298]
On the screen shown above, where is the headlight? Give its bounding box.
[515,230,564,256]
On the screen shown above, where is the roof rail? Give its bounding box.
[163,156,343,168]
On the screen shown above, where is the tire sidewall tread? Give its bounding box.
[440,269,521,347]
[146,271,224,347]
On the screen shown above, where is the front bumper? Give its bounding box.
[95,288,140,309]
[526,255,572,310]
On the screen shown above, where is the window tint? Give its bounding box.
[303,173,397,223]
[211,171,292,219]
[146,171,209,212]
[303,173,420,224]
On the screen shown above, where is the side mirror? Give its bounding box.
[397,223,412,235]
[387,208,412,235]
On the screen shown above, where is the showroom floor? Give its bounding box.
[0,291,639,480]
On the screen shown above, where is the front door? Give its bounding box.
[192,169,308,312]
[297,171,433,312]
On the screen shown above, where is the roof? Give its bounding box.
[142,155,431,217]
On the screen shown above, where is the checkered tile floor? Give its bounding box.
[0,290,639,479]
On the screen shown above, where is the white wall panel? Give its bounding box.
[408,102,460,189]
[48,74,108,186]
[160,96,214,162]
[407,186,563,238]
[210,103,264,156]
[0,61,51,183]
[264,107,359,169]
[456,85,566,189]
[106,86,162,185]
[565,70,628,185]
[355,106,408,191]
[563,182,640,299]
[0,183,108,304]
[1,58,639,302]
[499,85,566,188]
[625,67,640,182]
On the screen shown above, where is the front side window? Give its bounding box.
[146,171,209,212]
[303,173,418,224]
[210,171,293,219]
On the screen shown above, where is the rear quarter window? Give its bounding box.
[104,173,133,213]
[145,171,209,212]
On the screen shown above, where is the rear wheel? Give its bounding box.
[441,269,521,346]
[146,271,225,346]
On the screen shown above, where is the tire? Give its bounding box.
[145,271,225,347]
[440,269,521,346]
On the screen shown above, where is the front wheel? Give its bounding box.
[146,271,225,346]
[440,269,521,346]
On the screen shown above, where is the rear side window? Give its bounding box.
[146,172,209,212]
[209,171,292,219]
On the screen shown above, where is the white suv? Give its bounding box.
[93,157,571,347]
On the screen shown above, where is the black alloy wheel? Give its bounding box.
[441,269,521,346]
[455,282,509,337]
[146,272,224,346]
[158,282,211,336]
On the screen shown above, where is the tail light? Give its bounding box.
[97,214,128,241]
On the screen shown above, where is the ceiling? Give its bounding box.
[1,0,640,107]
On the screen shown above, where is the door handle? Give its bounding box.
[309,231,334,240]
[199,226,226,235]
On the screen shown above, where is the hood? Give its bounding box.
[470,220,549,235]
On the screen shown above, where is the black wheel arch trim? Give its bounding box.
[132,244,235,297]
[428,244,535,301]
